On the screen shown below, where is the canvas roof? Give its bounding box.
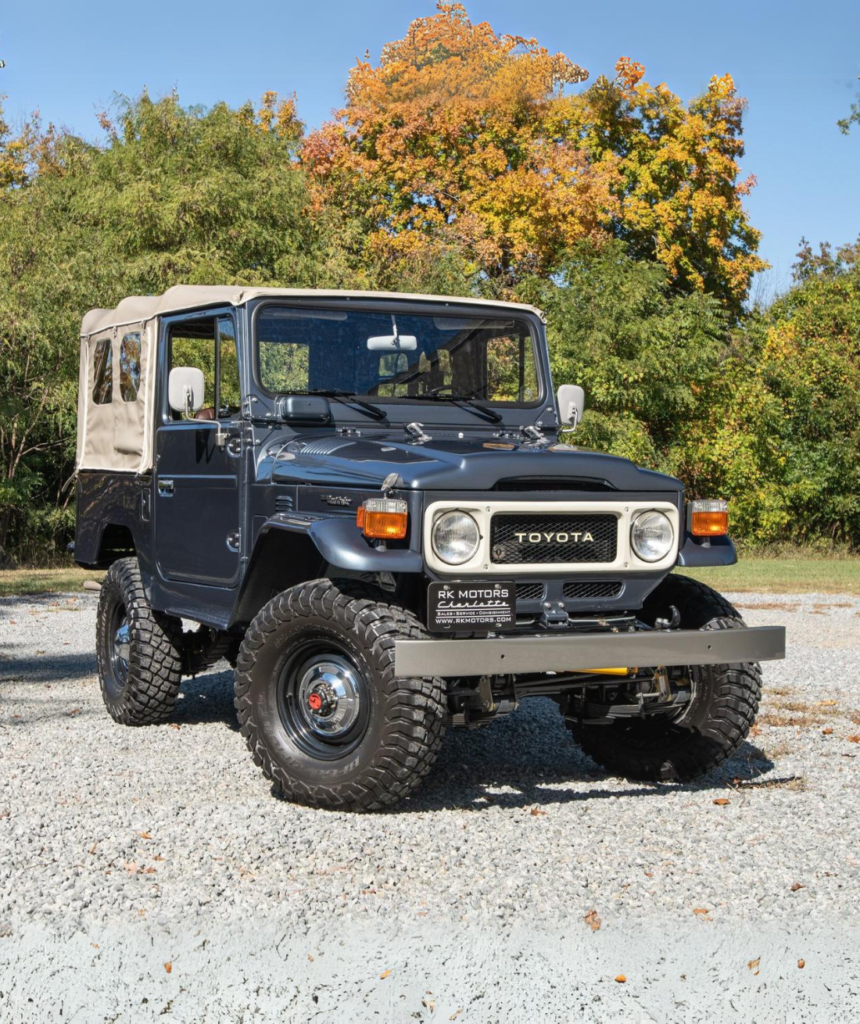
[80,286,545,337]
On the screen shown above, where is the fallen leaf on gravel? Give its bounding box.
[139,832,152,839]
[584,910,601,932]
[68,708,81,717]
[169,723,181,731]
[693,908,710,916]
[848,736,860,744]
[92,943,99,949]
[798,959,805,969]
[529,807,547,816]
[164,962,172,974]
[614,974,626,983]
[379,969,391,979]
[851,715,860,725]
[790,882,805,892]
[822,728,833,735]
[817,700,838,707]
[713,798,730,806]
[144,867,157,874]
[449,1010,463,1021]
[153,855,164,862]
[308,954,314,962]
[748,957,760,971]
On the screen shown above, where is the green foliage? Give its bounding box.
[0,92,366,563]
[520,239,860,548]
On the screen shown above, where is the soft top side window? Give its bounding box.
[93,338,112,405]
[119,333,142,403]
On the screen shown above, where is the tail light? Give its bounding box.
[357,498,408,540]
[690,499,729,537]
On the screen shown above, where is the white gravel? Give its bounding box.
[1,589,859,1021]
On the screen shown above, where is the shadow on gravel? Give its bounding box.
[401,700,777,813]
[174,669,239,730]
[160,673,779,812]
[0,645,96,683]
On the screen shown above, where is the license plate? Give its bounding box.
[427,581,516,632]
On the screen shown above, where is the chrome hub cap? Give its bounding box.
[296,658,361,739]
[112,611,130,684]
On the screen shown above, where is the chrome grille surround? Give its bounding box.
[422,500,680,576]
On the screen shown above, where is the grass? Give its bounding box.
[1,554,859,598]
[0,566,102,597]
[678,556,860,596]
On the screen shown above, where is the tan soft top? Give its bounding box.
[81,286,544,337]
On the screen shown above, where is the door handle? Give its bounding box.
[157,479,175,497]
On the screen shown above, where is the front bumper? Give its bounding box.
[394,625,786,678]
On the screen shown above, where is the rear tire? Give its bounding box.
[96,558,183,725]
[234,579,446,811]
[567,575,762,782]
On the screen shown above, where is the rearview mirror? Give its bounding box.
[367,334,418,352]
[168,366,205,417]
[557,384,585,428]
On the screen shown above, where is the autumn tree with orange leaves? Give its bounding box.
[304,2,765,313]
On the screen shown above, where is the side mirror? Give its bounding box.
[557,384,585,428]
[168,366,205,418]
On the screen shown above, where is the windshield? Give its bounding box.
[255,306,541,407]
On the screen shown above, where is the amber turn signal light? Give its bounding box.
[690,499,729,537]
[357,498,408,540]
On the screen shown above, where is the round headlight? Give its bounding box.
[432,511,481,565]
[631,511,674,562]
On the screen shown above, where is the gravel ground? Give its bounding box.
[1,589,859,1021]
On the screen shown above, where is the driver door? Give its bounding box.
[154,312,244,588]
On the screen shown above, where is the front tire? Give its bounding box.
[234,579,446,811]
[96,558,183,725]
[567,575,762,782]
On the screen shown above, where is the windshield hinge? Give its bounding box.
[405,422,431,444]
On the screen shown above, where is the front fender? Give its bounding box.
[230,513,423,627]
[676,532,737,567]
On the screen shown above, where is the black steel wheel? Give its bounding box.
[566,575,763,782]
[96,558,183,725]
[234,579,446,811]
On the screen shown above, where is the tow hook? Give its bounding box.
[540,601,570,629]
[655,605,681,630]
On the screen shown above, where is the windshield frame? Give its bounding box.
[249,298,548,422]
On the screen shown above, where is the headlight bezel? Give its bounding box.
[630,509,675,563]
[431,510,481,566]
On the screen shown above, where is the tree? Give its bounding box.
[303,2,616,293]
[837,74,860,134]
[0,92,364,563]
[304,3,765,312]
[521,241,729,472]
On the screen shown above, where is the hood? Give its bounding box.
[267,431,680,493]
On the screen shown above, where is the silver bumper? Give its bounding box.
[394,626,786,678]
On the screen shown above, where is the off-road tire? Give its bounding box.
[234,579,446,811]
[96,557,183,725]
[567,574,762,782]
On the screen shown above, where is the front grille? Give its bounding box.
[516,582,546,602]
[490,513,617,565]
[563,580,623,600]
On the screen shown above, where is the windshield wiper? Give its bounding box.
[289,389,386,421]
[398,393,502,423]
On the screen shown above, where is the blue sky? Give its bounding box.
[3,0,858,298]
